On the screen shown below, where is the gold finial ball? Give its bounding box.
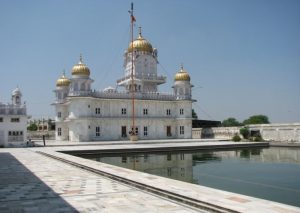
[71,55,90,76]
[127,32,153,53]
[56,74,71,87]
[174,65,191,81]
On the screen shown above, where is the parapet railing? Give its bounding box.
[68,91,178,101]
[116,74,166,84]
[0,105,27,115]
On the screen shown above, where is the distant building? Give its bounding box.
[192,120,221,128]
[27,118,55,131]
[0,87,27,147]
[53,28,196,142]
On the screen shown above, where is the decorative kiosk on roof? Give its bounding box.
[0,87,27,147]
[53,4,196,142]
[173,65,193,100]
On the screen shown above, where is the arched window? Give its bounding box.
[74,83,78,91]
[80,83,85,91]
[179,88,183,95]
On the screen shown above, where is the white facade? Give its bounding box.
[0,88,27,147]
[53,29,195,142]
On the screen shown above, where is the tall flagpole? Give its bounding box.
[129,3,137,140]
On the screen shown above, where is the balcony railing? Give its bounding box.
[117,74,166,84]
[0,105,27,115]
[68,91,177,101]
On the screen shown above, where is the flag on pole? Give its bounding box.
[131,14,136,22]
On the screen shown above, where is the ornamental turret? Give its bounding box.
[11,87,22,106]
[55,72,71,102]
[70,54,94,93]
[173,65,193,100]
[117,27,166,93]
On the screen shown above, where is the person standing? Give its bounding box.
[42,135,46,146]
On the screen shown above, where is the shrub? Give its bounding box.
[240,127,250,139]
[232,134,241,142]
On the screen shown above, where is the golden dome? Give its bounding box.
[128,28,153,53]
[174,65,191,81]
[71,55,90,76]
[56,73,71,87]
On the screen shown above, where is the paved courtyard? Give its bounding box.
[1,141,300,212]
[0,148,203,212]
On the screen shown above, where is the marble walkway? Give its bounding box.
[1,141,300,212]
[0,148,203,213]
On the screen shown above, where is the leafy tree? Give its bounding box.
[243,115,270,125]
[240,127,250,139]
[222,117,241,127]
[192,109,198,119]
[27,123,38,131]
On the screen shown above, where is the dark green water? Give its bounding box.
[77,147,300,207]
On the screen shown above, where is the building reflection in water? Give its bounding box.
[212,147,300,164]
[82,147,300,184]
[91,153,194,183]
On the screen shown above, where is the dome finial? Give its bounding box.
[79,54,83,63]
[180,63,184,71]
[63,69,66,76]
[138,26,143,39]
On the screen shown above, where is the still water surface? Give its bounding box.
[77,147,300,207]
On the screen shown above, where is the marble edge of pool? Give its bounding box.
[32,143,300,213]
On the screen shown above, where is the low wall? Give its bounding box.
[27,131,55,140]
[192,123,300,142]
[248,123,300,142]
[192,127,240,139]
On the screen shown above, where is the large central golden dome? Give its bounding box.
[128,28,153,53]
[174,65,191,81]
[71,55,90,76]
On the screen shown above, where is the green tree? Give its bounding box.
[240,127,250,139]
[27,123,38,131]
[222,117,241,127]
[192,109,198,119]
[243,115,270,125]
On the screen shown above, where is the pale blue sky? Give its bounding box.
[0,0,299,123]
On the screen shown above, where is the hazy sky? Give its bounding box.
[0,0,299,123]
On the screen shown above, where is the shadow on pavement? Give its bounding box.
[0,152,77,212]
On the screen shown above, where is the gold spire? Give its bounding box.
[127,27,153,53]
[79,53,83,63]
[138,26,142,37]
[71,54,90,76]
[174,64,191,81]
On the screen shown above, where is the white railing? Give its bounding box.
[0,105,26,115]
[117,74,166,83]
[68,91,177,101]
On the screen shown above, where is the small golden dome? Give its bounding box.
[71,54,90,76]
[174,65,191,81]
[128,27,153,53]
[56,73,71,87]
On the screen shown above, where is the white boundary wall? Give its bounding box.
[192,123,300,142]
[248,123,300,142]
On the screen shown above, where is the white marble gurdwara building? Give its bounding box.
[53,29,195,142]
[0,88,27,147]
